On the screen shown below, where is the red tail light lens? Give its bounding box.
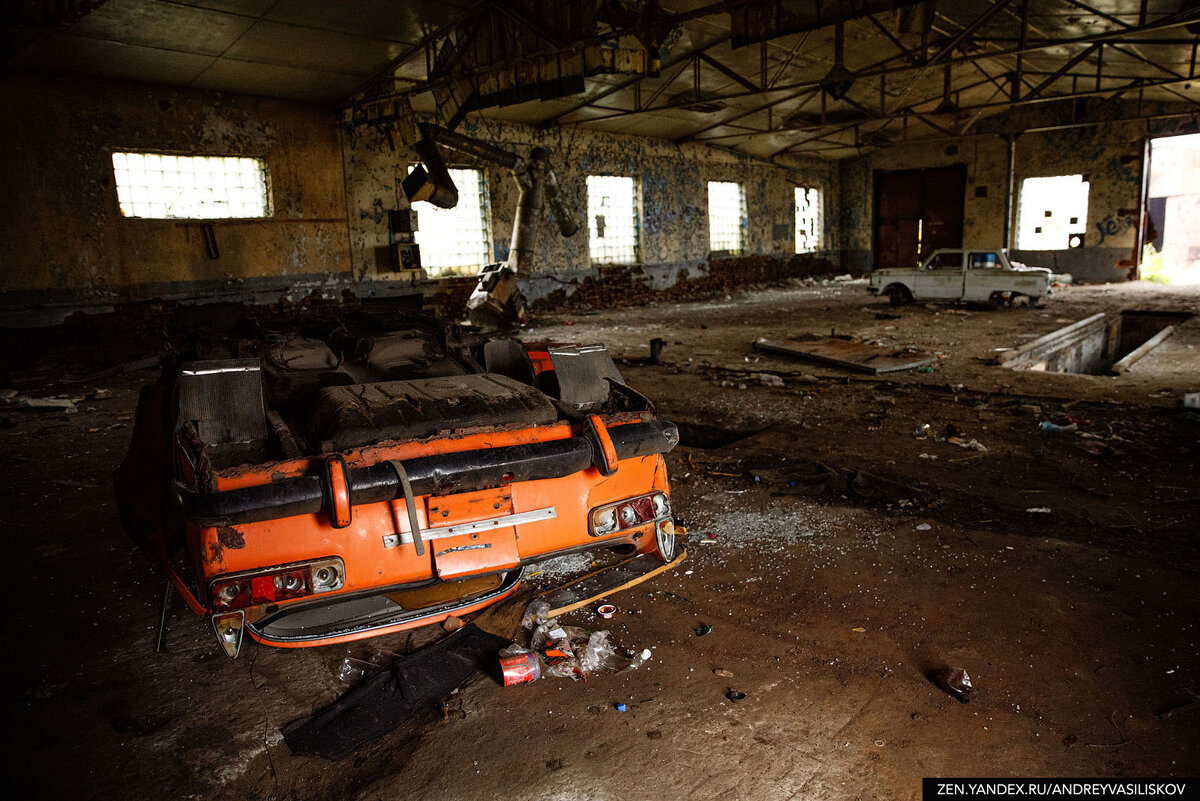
[211,557,344,610]
[590,492,670,536]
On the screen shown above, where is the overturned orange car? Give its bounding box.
[116,319,678,656]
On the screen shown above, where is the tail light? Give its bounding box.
[210,557,345,610]
[212,611,245,659]
[590,491,670,536]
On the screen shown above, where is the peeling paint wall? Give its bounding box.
[0,72,349,308]
[343,117,838,302]
[1008,122,1147,283]
[840,115,1199,283]
[838,135,1009,275]
[0,70,838,323]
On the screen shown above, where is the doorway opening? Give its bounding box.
[873,165,966,270]
[1144,132,1200,285]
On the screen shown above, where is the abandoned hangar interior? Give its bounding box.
[2,0,1199,798]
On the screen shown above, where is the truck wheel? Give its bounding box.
[885,284,912,306]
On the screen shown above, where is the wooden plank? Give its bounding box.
[754,337,937,374]
[1110,324,1175,374]
[538,550,688,617]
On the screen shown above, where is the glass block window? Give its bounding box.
[795,186,823,253]
[708,180,746,255]
[586,175,639,264]
[1017,175,1090,249]
[111,152,269,219]
[413,168,492,276]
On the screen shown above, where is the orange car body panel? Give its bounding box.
[185,416,670,647]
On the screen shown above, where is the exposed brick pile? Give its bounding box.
[420,276,477,320]
[530,253,839,313]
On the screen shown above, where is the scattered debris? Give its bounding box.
[694,623,713,637]
[596,604,616,619]
[1156,690,1200,720]
[934,667,973,703]
[1039,420,1077,433]
[726,689,747,702]
[713,669,734,678]
[916,523,932,531]
[754,336,938,374]
[504,602,652,684]
[1184,393,1200,410]
[947,437,988,452]
[758,372,785,388]
[499,651,541,686]
[1026,507,1052,514]
[539,550,687,616]
[442,615,464,633]
[914,424,931,439]
[336,657,378,687]
[1086,711,1131,748]
[49,478,99,489]
[23,397,78,413]
[614,702,627,712]
[649,337,666,365]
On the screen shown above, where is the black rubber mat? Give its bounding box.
[282,623,510,761]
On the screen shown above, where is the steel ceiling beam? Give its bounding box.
[1021,42,1101,100]
[697,70,1200,146]
[546,7,1199,135]
[865,13,921,65]
[683,87,822,141]
[1106,42,1186,81]
[768,31,814,88]
[1056,0,1133,31]
[782,106,1200,154]
[342,1,488,104]
[698,52,760,92]
[537,34,732,125]
[926,0,1015,67]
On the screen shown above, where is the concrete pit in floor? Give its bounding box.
[997,309,1193,375]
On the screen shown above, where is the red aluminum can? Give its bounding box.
[499,652,541,686]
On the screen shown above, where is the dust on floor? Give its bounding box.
[5,280,1198,800]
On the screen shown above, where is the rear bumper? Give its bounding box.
[245,568,525,647]
[176,419,679,527]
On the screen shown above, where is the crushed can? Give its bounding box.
[500,652,541,686]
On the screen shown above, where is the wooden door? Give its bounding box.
[874,165,966,269]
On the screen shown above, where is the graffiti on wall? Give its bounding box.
[1095,213,1135,245]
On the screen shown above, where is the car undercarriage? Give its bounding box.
[115,309,679,655]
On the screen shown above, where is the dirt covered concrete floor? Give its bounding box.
[5,280,1199,800]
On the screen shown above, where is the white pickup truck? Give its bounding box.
[869,248,1052,306]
